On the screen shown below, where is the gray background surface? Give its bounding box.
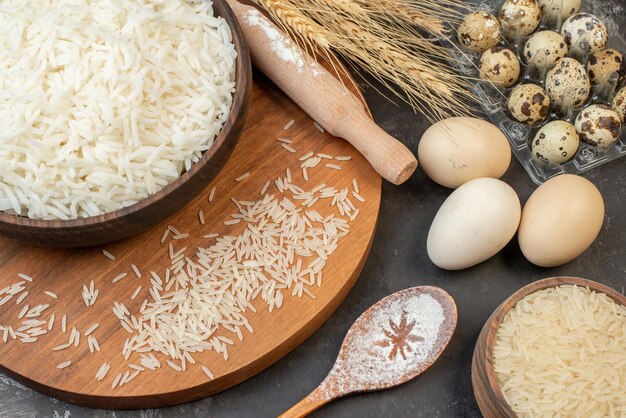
[1,2,625,417]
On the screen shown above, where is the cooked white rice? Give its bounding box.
[493,285,626,418]
[0,0,236,219]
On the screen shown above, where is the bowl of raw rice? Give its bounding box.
[0,0,251,247]
[472,277,626,418]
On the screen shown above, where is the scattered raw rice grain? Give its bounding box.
[260,181,271,195]
[96,363,110,381]
[85,323,99,336]
[317,153,333,159]
[335,156,352,161]
[235,172,250,182]
[201,365,214,380]
[53,343,70,351]
[61,315,67,333]
[112,273,128,284]
[350,209,360,221]
[17,274,33,282]
[203,233,218,239]
[325,164,342,170]
[131,264,142,278]
[299,152,314,161]
[44,291,57,299]
[160,229,170,244]
[48,314,55,331]
[352,191,365,202]
[126,370,140,383]
[281,143,296,153]
[168,226,181,235]
[302,167,309,182]
[286,168,292,183]
[112,373,122,389]
[18,305,28,319]
[352,179,359,194]
[16,292,28,305]
[198,211,205,225]
[209,187,217,202]
[224,219,241,226]
[131,286,142,300]
[57,361,71,369]
[276,137,292,144]
[313,122,325,133]
[167,360,182,372]
[173,234,190,240]
[102,250,115,260]
[283,119,295,130]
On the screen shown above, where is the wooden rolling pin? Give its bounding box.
[225,0,418,185]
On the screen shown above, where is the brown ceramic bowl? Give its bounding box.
[0,0,251,248]
[471,276,626,418]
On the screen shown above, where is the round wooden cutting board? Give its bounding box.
[0,68,382,408]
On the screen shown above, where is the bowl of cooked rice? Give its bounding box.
[0,0,251,247]
[472,277,626,418]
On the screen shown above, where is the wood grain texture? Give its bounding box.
[471,277,626,418]
[0,0,252,248]
[0,63,382,408]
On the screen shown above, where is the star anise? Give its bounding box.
[373,310,424,361]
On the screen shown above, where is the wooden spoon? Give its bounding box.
[224,0,418,185]
[279,286,457,418]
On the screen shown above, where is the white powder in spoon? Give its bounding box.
[314,293,446,399]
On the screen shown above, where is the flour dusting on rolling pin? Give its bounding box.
[225,0,417,185]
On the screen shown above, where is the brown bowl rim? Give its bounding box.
[0,0,249,231]
[476,276,626,417]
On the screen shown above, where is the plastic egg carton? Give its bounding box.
[449,0,626,185]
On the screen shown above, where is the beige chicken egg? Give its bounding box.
[561,13,608,56]
[523,31,568,70]
[457,12,502,53]
[537,0,581,22]
[545,58,590,109]
[531,121,579,163]
[586,49,626,86]
[507,84,551,125]
[574,104,622,148]
[418,117,512,189]
[499,0,542,39]
[518,174,604,267]
[612,87,626,122]
[479,47,521,87]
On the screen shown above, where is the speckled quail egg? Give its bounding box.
[586,49,626,86]
[523,31,568,70]
[479,47,521,87]
[508,84,551,125]
[532,121,579,163]
[537,0,581,22]
[575,104,623,148]
[457,12,501,53]
[561,13,608,56]
[499,0,542,39]
[612,87,626,122]
[545,58,590,109]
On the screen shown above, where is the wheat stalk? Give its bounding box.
[252,0,474,121]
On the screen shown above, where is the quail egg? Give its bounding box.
[499,0,542,39]
[457,12,501,53]
[587,49,626,86]
[537,0,581,22]
[523,31,568,70]
[545,58,590,109]
[612,87,626,122]
[508,84,551,125]
[575,104,623,148]
[479,47,521,87]
[561,13,608,56]
[532,121,579,163]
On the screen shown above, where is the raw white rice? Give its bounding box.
[131,264,142,279]
[56,361,71,369]
[325,164,342,170]
[0,0,236,220]
[102,251,116,261]
[282,144,297,153]
[283,119,295,130]
[235,173,250,182]
[494,285,626,417]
